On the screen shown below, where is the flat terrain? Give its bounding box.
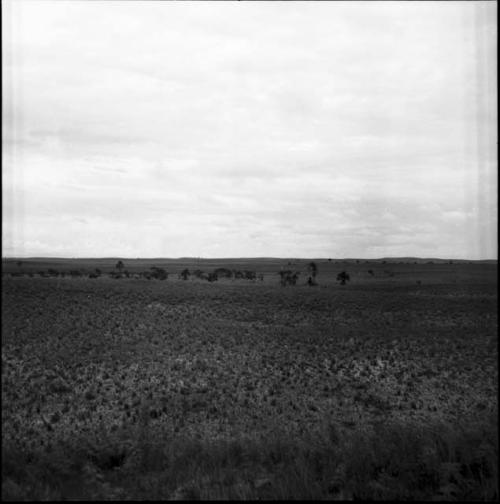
[2,260,498,500]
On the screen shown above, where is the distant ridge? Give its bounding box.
[2,256,497,263]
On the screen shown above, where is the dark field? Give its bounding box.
[2,259,498,500]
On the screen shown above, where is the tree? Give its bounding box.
[180,268,191,280]
[307,261,318,286]
[150,267,168,280]
[244,270,256,280]
[193,269,204,279]
[279,270,289,286]
[115,260,124,272]
[336,271,350,285]
[279,270,299,286]
[214,268,232,279]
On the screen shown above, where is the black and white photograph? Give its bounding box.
[2,0,497,500]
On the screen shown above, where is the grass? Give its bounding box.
[2,414,498,500]
[2,265,497,500]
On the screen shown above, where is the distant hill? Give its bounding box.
[377,257,497,264]
[2,256,497,264]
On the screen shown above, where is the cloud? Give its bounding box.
[2,0,496,258]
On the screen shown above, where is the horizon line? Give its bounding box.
[2,255,497,262]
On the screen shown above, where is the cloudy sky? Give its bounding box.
[2,1,497,259]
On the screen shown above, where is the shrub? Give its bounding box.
[150,267,168,280]
[244,271,256,281]
[336,271,350,285]
[192,270,204,279]
[179,269,191,280]
[214,268,232,279]
[279,270,299,286]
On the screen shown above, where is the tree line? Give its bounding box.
[5,260,354,285]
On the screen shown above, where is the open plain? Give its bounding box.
[2,259,498,500]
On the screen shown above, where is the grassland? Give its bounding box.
[1,259,498,500]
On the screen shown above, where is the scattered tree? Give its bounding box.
[180,268,191,280]
[336,271,350,285]
[193,269,205,279]
[214,268,232,279]
[307,262,318,286]
[244,270,256,281]
[279,270,299,286]
[307,276,317,286]
[231,270,256,280]
[150,267,168,280]
[115,260,124,272]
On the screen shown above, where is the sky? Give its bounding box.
[2,0,497,259]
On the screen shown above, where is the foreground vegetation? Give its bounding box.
[2,261,497,500]
[3,414,497,500]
